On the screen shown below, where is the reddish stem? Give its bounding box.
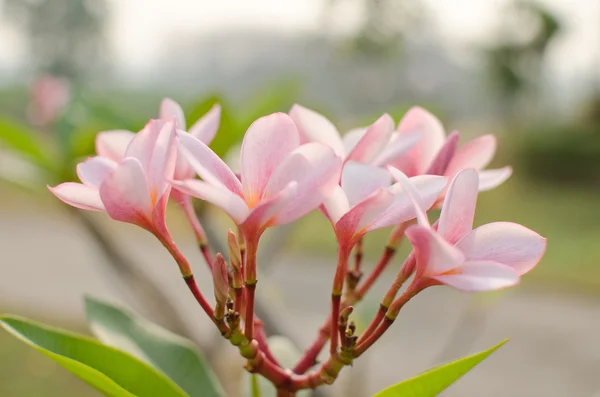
[353,237,363,272]
[330,294,341,356]
[245,283,257,340]
[292,245,397,374]
[357,305,386,345]
[184,275,216,322]
[254,319,281,367]
[179,195,214,270]
[354,317,394,356]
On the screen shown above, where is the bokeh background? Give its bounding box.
[1,0,600,396]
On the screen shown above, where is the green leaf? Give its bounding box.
[372,340,507,397]
[0,315,188,397]
[85,297,225,397]
[0,116,54,168]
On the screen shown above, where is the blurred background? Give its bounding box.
[1,0,600,396]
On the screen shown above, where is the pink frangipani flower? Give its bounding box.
[171,112,343,241]
[95,98,221,182]
[392,167,547,292]
[323,161,447,250]
[49,119,177,237]
[289,104,419,169]
[389,106,513,192]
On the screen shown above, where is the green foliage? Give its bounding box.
[0,116,54,169]
[0,315,188,397]
[85,297,225,397]
[372,340,506,397]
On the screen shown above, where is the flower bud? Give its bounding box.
[228,230,243,289]
[213,253,230,320]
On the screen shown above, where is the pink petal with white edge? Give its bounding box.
[322,186,350,224]
[240,113,299,205]
[335,188,395,244]
[159,98,186,129]
[392,107,446,176]
[437,169,479,244]
[49,183,105,211]
[171,179,249,224]
[242,181,298,233]
[426,131,459,175]
[77,157,117,187]
[346,114,394,164]
[432,260,519,292]
[289,104,345,157]
[146,121,177,198]
[177,131,243,195]
[369,173,447,230]
[95,130,135,162]
[99,158,153,227]
[342,128,366,155]
[456,222,547,275]
[188,104,221,144]
[265,143,342,225]
[125,119,166,169]
[341,161,391,207]
[406,225,465,278]
[386,167,431,226]
[478,167,512,191]
[371,132,420,168]
[445,135,496,176]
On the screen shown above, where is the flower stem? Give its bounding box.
[179,195,213,269]
[244,237,259,341]
[292,244,397,374]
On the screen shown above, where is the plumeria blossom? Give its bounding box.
[95,98,221,184]
[171,112,342,241]
[289,104,420,169]
[323,161,447,250]
[392,167,546,292]
[389,106,513,192]
[49,120,177,237]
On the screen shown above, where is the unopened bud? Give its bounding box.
[228,230,244,289]
[213,253,230,320]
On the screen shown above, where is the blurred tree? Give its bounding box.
[322,0,425,59]
[484,0,561,119]
[3,0,108,80]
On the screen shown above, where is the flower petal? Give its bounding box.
[240,113,299,204]
[76,157,117,187]
[242,181,298,233]
[370,173,447,230]
[322,186,350,224]
[289,104,345,157]
[95,130,135,162]
[456,222,547,275]
[48,183,105,212]
[99,158,153,227]
[437,168,479,244]
[335,188,394,244]
[171,179,249,224]
[265,142,342,225]
[177,131,243,194]
[386,167,430,226]
[188,104,221,145]
[147,121,177,198]
[406,225,465,278]
[159,98,186,129]
[342,127,367,155]
[432,261,519,292]
[125,119,165,170]
[445,135,496,176]
[426,131,459,175]
[346,113,394,164]
[391,107,446,176]
[341,161,391,207]
[478,167,512,191]
[371,131,420,168]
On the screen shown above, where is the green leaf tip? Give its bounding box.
[372,339,508,397]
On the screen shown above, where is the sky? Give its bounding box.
[0,0,598,86]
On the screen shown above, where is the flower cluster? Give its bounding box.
[49,100,546,393]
